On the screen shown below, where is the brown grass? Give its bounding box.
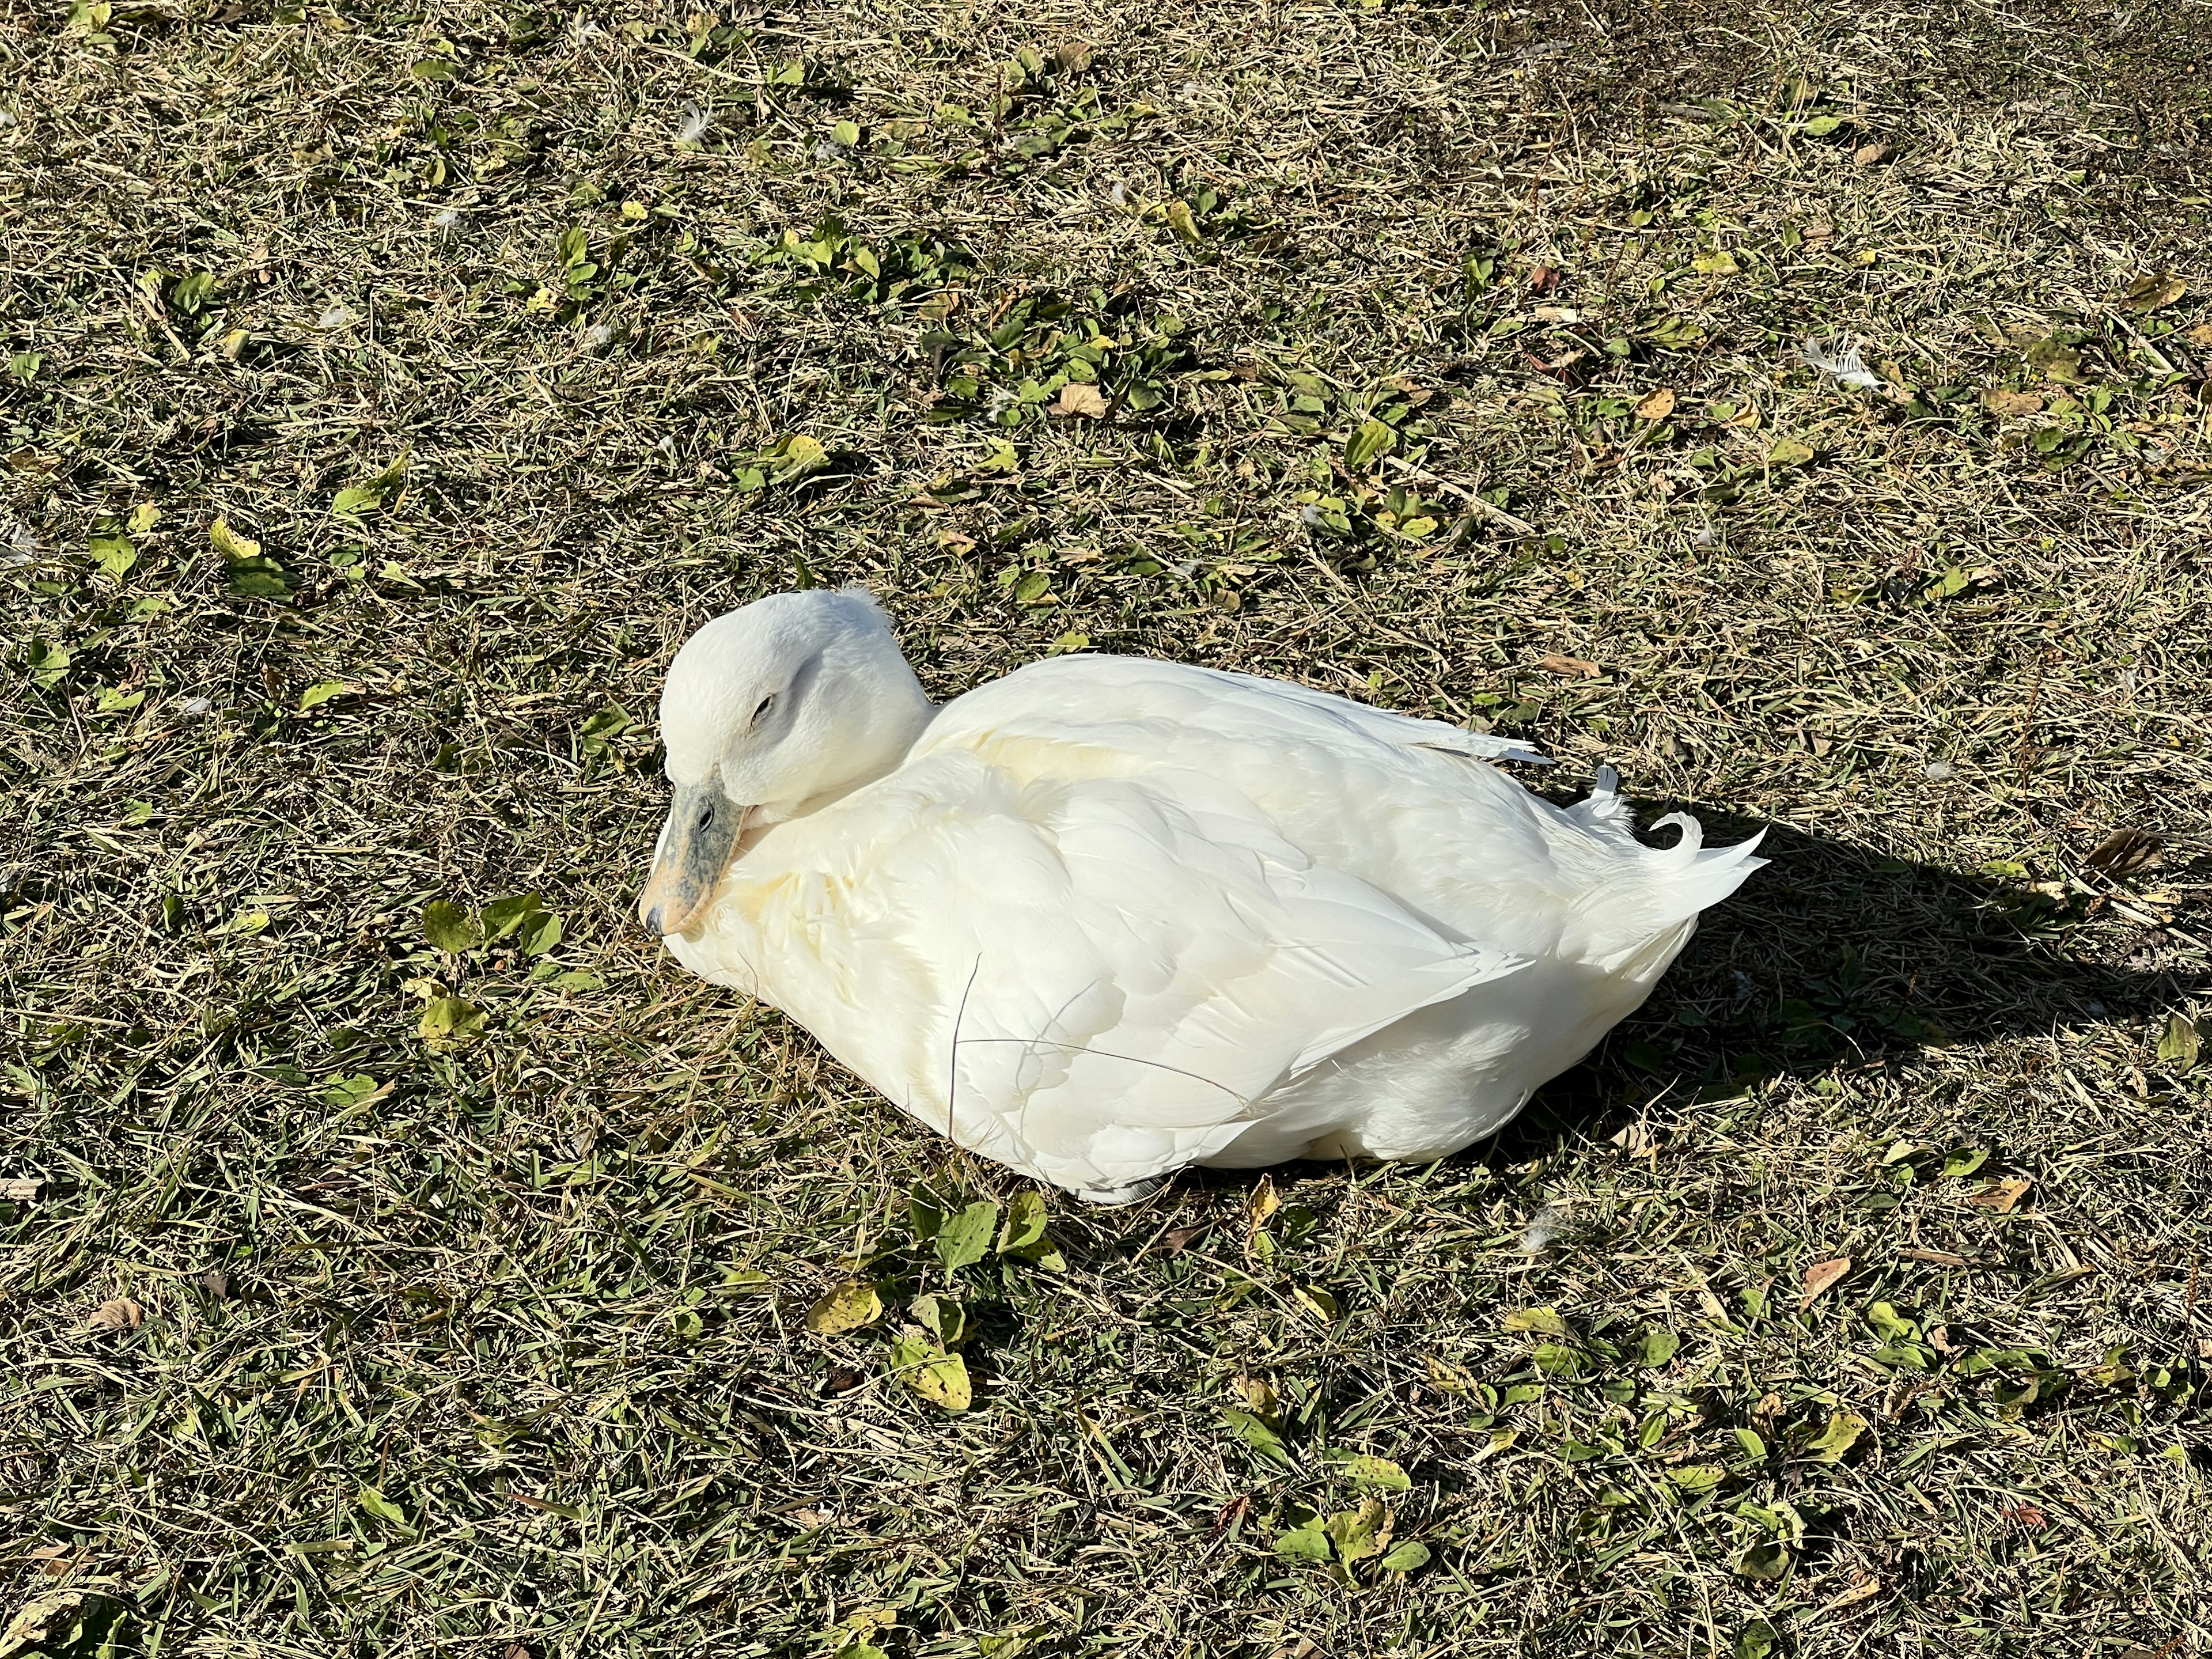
[3,0,2209,1654]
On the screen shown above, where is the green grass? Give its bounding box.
[4,1,2210,1655]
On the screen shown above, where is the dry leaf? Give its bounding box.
[1248,1174,1280,1224]
[1816,1576,1884,1616]
[1609,1121,1658,1157]
[1533,304,1581,323]
[1983,388,2044,417]
[1969,1177,2033,1212]
[1633,387,1676,421]
[2187,323,2212,347]
[1537,652,1600,678]
[2085,827,2160,877]
[89,1297,143,1332]
[1054,381,1108,418]
[1527,263,1562,294]
[804,1280,882,1335]
[1853,140,1891,167]
[1729,400,1761,429]
[1798,1257,1851,1309]
[2119,272,2187,313]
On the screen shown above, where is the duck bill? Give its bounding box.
[638,782,745,938]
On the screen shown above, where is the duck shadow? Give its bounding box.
[1173,810,2201,1198]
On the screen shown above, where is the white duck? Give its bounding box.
[639,589,1763,1203]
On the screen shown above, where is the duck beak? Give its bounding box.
[639,781,745,938]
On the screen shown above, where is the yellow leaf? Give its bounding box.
[889,1336,971,1412]
[1165,200,1200,244]
[805,1280,882,1335]
[1969,1177,2032,1213]
[1503,1305,1570,1336]
[1692,249,1737,275]
[1633,387,1676,421]
[2119,272,2187,312]
[210,516,261,562]
[1768,437,1815,466]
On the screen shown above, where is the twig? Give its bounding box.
[1382,455,1537,536]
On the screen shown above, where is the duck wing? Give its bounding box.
[679,748,1526,1200]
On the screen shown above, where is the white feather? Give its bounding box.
[654,593,1764,1202]
[1801,336,1884,390]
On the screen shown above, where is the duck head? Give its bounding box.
[638,587,934,937]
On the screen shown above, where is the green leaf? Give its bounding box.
[25,638,71,690]
[933,1200,1001,1272]
[2157,1013,2203,1070]
[997,1189,1050,1252]
[804,1280,881,1335]
[831,118,861,148]
[1323,1498,1391,1563]
[1220,1406,1291,1466]
[419,995,486,1049]
[356,1485,410,1527]
[89,534,136,579]
[888,1335,971,1411]
[1378,1539,1431,1572]
[1692,249,1738,275]
[297,680,350,713]
[1274,1513,1331,1562]
[1802,1411,1866,1464]
[578,704,631,756]
[1941,1146,1990,1179]
[1767,437,1815,466]
[480,892,544,941]
[421,900,483,954]
[1734,1619,1777,1659]
[911,1292,967,1347]
[1735,1540,1791,1581]
[516,911,563,955]
[1343,417,1396,472]
[409,56,454,79]
[1504,1306,1570,1337]
[332,452,409,517]
[1324,1451,1411,1491]
[1639,1327,1681,1366]
[1733,1427,1767,1460]
[1667,1464,1727,1493]
[1294,1284,1341,1322]
[211,516,290,599]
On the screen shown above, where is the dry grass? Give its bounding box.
[4,0,2211,1654]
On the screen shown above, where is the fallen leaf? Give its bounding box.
[805,1279,882,1335]
[1633,387,1676,420]
[1537,652,1601,679]
[1527,263,1562,294]
[1969,1177,2033,1213]
[1767,437,1816,466]
[418,994,487,1049]
[1798,1257,1851,1309]
[1325,1450,1412,1491]
[2085,827,2160,877]
[1692,249,1738,275]
[1054,381,1108,418]
[1248,1175,1281,1224]
[2119,272,2187,313]
[1165,199,1200,244]
[1294,1284,1341,1322]
[1609,1121,1659,1156]
[1378,1539,1431,1572]
[1801,1411,1866,1464]
[1503,1305,1570,1336]
[88,1297,143,1332]
[1815,1577,1884,1616]
[2156,1013,2202,1070]
[1853,140,1891,166]
[200,1268,232,1300]
[2,1592,114,1658]
[1232,1373,1279,1419]
[888,1335,971,1411]
[1533,304,1581,323]
[2024,336,2083,383]
[1323,1497,1392,1563]
[1221,1404,1290,1464]
[2187,323,2212,347]
[1983,388,2044,417]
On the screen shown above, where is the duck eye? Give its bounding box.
[695,803,714,830]
[751,692,777,728]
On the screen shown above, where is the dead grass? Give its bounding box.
[3,0,2210,1655]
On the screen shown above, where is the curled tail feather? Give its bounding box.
[1560,764,1766,972]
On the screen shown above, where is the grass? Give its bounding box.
[3,0,2211,1654]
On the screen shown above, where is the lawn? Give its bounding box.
[3,0,2210,1654]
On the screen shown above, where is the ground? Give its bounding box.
[3,0,2210,1654]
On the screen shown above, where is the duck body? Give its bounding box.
[645,592,1763,1202]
